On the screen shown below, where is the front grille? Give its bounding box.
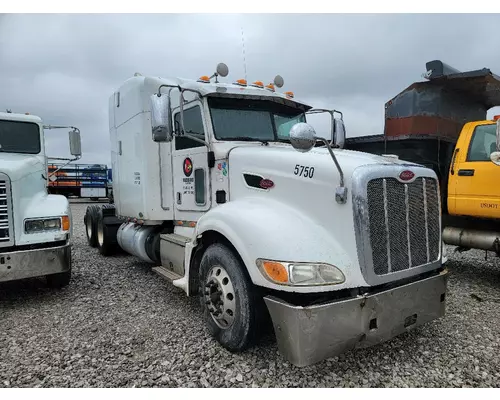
[366,177,440,276]
[0,174,13,247]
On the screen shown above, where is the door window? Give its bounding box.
[174,105,205,150]
[467,124,497,161]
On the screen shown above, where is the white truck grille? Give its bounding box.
[0,173,14,248]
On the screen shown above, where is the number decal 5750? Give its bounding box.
[294,164,315,178]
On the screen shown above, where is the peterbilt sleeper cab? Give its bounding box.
[83,63,448,366]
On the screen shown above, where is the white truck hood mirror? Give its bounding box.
[289,122,316,152]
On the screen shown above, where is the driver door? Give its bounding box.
[172,102,211,216]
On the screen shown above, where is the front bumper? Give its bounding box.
[0,243,71,283]
[264,269,448,367]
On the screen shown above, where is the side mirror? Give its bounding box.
[69,129,82,157]
[497,118,500,151]
[150,94,173,142]
[491,119,500,166]
[334,118,346,149]
[289,122,317,152]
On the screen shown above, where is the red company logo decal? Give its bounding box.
[183,158,193,177]
[399,170,415,181]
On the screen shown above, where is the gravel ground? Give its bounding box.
[1,201,500,388]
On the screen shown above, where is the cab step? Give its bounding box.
[152,266,183,282]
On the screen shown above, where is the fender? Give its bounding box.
[188,197,367,294]
[17,192,72,245]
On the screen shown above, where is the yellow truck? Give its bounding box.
[444,117,500,253]
[345,60,500,256]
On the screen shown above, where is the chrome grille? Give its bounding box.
[366,177,440,276]
[0,174,14,247]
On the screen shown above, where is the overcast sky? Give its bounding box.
[1,13,500,165]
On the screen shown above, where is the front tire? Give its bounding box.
[199,243,257,352]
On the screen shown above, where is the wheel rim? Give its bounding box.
[204,265,236,329]
[86,214,93,240]
[97,219,104,247]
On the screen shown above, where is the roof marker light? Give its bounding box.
[251,81,264,89]
[198,75,211,83]
[284,91,294,98]
[234,79,247,87]
[265,83,275,92]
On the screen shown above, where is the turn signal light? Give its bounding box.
[493,115,500,121]
[261,261,288,283]
[62,215,70,231]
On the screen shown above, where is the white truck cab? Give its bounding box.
[0,111,81,287]
[84,64,448,366]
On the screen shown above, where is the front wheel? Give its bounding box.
[199,243,258,352]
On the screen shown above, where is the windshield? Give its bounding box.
[0,119,41,154]
[208,97,306,142]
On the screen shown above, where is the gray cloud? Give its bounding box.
[1,13,499,165]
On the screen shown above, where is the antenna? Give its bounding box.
[241,27,248,82]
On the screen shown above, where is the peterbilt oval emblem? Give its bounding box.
[259,179,275,189]
[399,170,415,181]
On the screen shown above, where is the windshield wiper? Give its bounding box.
[220,136,271,146]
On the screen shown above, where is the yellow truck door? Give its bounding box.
[448,121,500,219]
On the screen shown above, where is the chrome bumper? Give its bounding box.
[264,269,448,367]
[0,243,71,283]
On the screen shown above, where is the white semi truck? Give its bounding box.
[83,64,449,367]
[0,110,81,288]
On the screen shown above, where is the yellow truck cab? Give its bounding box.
[345,60,500,257]
[448,118,500,219]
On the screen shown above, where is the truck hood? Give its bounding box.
[225,144,425,289]
[0,153,46,182]
[226,143,418,185]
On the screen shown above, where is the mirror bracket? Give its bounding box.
[317,137,347,204]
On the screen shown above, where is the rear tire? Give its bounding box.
[84,205,100,247]
[96,208,115,256]
[199,243,258,352]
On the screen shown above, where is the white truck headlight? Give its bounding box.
[24,216,69,234]
[256,259,345,286]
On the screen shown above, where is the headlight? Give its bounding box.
[256,259,345,286]
[24,216,69,234]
